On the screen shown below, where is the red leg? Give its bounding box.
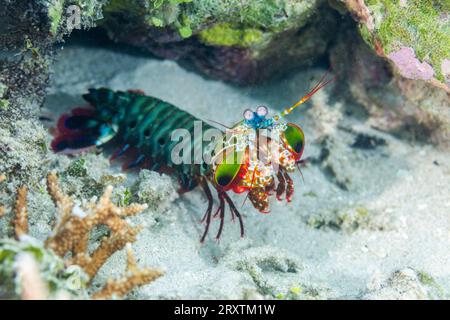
[215,193,225,240]
[276,171,286,201]
[213,193,224,219]
[222,192,245,238]
[283,170,294,202]
[200,181,214,243]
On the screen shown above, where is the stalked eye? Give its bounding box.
[281,123,305,158]
[256,105,268,117]
[243,109,254,121]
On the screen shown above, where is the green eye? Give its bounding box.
[214,148,246,189]
[282,123,305,156]
[214,163,243,188]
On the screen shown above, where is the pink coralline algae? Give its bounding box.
[441,59,450,80]
[388,47,435,81]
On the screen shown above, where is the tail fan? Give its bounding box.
[51,106,116,154]
[51,133,100,154]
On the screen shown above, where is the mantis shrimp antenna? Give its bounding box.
[272,69,336,122]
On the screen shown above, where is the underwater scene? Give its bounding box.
[0,0,449,301]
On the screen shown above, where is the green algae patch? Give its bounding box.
[64,158,87,177]
[364,0,450,81]
[103,0,143,13]
[417,270,446,299]
[104,0,193,37]
[47,0,64,36]
[199,23,263,47]
[185,0,317,33]
[103,0,318,39]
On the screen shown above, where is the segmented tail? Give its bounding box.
[51,89,118,154]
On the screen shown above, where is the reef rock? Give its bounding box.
[98,0,449,145]
[340,0,449,88]
[0,0,448,146]
[330,1,450,147]
[100,0,339,84]
[0,0,107,120]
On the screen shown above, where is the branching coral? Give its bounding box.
[13,186,28,239]
[45,172,149,279]
[92,245,163,300]
[0,172,164,299]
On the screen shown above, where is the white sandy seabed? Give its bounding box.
[42,43,450,300]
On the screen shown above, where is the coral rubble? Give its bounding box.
[0,119,53,185]
[364,268,447,300]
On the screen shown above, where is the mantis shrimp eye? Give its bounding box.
[281,123,305,159]
[213,148,248,190]
[256,105,268,117]
[243,109,254,121]
[214,162,243,189]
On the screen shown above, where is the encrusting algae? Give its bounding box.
[0,172,164,300]
[0,174,5,218]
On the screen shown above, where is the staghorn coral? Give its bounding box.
[45,172,147,278]
[0,173,163,299]
[92,245,163,300]
[13,186,28,239]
